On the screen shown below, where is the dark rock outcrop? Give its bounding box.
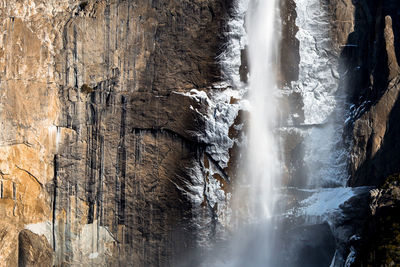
[342,0,400,186]
[351,174,400,266]
[279,0,299,86]
[18,229,54,267]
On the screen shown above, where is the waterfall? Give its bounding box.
[202,0,282,266]
[244,0,281,220]
[226,1,282,264]
[200,0,368,266]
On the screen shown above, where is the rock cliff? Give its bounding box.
[0,1,235,266]
[344,0,400,187]
[336,0,400,265]
[278,0,400,265]
[1,0,400,266]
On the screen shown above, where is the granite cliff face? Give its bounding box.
[345,0,400,187]
[1,0,400,266]
[0,1,236,266]
[276,0,400,265]
[340,1,400,265]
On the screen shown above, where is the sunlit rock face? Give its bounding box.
[0,2,66,265]
[1,0,400,266]
[0,1,239,266]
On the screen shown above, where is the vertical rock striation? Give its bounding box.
[2,0,400,266]
[0,1,237,266]
[333,0,400,265]
[53,1,237,266]
[342,0,400,187]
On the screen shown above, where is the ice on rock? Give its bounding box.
[184,0,249,248]
[217,0,249,86]
[284,0,351,187]
[175,87,243,168]
[298,187,356,217]
[289,187,371,225]
[186,0,249,169]
[89,252,99,259]
[344,246,357,267]
[293,0,338,125]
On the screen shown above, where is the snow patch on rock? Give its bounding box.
[293,0,338,125]
[174,86,244,169]
[25,220,115,264]
[218,0,249,86]
[89,252,99,259]
[25,221,53,245]
[287,187,371,224]
[298,187,356,218]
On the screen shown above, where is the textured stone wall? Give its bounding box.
[343,0,400,186]
[2,0,400,266]
[0,1,233,266]
[335,0,400,265]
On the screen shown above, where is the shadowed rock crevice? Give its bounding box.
[352,174,400,266]
[345,0,400,186]
[279,0,300,86]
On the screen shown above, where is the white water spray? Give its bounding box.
[209,1,282,266]
[244,0,281,220]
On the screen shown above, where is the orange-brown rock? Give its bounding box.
[0,0,234,266]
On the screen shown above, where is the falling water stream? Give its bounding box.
[245,0,281,220]
[206,0,282,266]
[199,0,369,265]
[226,1,281,263]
